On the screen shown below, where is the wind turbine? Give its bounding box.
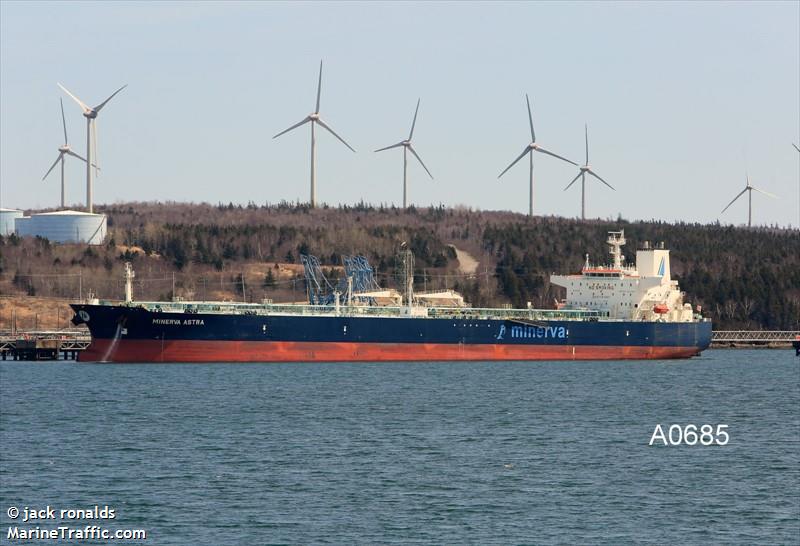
[498,94,576,216]
[375,99,433,208]
[563,124,614,220]
[794,144,799,227]
[720,174,777,228]
[42,98,96,209]
[58,82,127,214]
[273,60,356,207]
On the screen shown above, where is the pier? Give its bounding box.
[711,330,800,347]
[0,330,90,360]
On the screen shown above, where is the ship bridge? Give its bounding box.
[551,230,697,323]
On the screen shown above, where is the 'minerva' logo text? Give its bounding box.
[497,324,567,340]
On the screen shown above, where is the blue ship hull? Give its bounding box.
[71,304,712,362]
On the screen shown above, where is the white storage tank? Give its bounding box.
[15,210,107,244]
[0,208,23,236]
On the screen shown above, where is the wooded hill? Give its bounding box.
[1,201,798,330]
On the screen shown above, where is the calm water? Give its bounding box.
[1,350,798,545]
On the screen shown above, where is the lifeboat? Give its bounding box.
[653,303,669,314]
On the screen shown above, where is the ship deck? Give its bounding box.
[92,300,609,322]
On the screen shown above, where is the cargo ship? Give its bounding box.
[71,231,711,362]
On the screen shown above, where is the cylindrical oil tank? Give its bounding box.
[15,210,107,244]
[0,208,23,236]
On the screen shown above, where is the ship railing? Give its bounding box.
[120,300,604,321]
[426,307,603,321]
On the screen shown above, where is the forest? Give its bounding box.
[1,201,798,330]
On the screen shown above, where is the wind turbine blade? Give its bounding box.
[42,153,64,180]
[534,146,578,166]
[58,83,91,114]
[316,118,356,152]
[315,60,322,113]
[793,143,800,152]
[408,144,433,179]
[750,186,778,199]
[273,116,311,139]
[374,142,405,153]
[526,94,535,142]
[93,84,127,113]
[498,146,531,178]
[60,98,68,144]
[721,188,748,213]
[64,149,92,166]
[584,123,589,165]
[587,169,615,190]
[563,171,582,191]
[408,98,420,140]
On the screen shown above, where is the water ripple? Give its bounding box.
[1,350,798,544]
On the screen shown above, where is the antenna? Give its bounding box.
[606,230,626,269]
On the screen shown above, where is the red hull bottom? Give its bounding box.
[79,339,702,363]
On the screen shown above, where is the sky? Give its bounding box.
[1,1,798,227]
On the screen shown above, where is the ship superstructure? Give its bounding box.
[551,230,696,322]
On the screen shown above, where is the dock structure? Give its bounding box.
[711,330,800,347]
[0,330,91,360]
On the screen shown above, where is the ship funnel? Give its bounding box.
[635,243,670,283]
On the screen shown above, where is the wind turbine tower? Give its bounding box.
[720,174,777,228]
[563,124,614,220]
[498,94,576,216]
[375,99,433,208]
[42,98,95,208]
[58,83,127,214]
[273,61,356,207]
[794,144,799,227]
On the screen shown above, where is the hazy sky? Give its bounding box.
[1,1,798,226]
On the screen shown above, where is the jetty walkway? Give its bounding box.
[0,330,91,360]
